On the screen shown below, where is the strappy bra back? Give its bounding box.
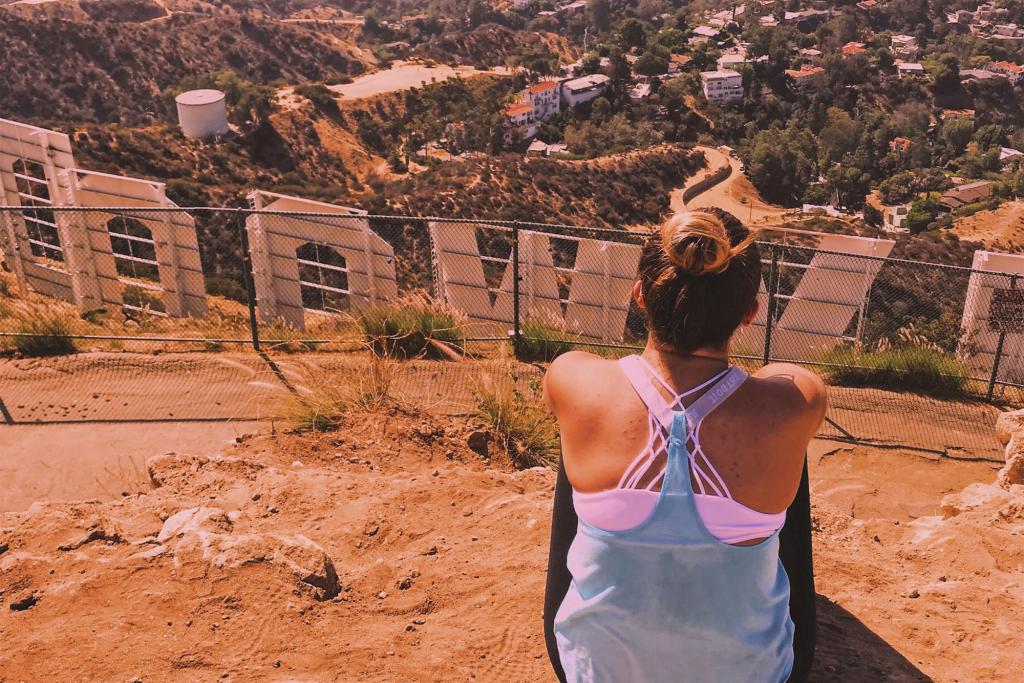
[571,354,786,544]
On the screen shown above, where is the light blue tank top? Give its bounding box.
[554,410,794,683]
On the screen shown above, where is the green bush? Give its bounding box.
[358,297,464,359]
[7,314,77,357]
[821,345,969,397]
[516,319,577,362]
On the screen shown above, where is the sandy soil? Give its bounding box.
[952,200,1024,251]
[1,406,1021,682]
[329,62,512,100]
[0,421,264,513]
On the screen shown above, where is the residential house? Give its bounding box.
[524,81,561,121]
[941,108,976,122]
[987,61,1024,83]
[561,74,611,107]
[842,42,867,56]
[667,54,692,75]
[690,25,720,45]
[700,70,743,102]
[503,102,537,141]
[961,69,1003,82]
[938,181,993,210]
[856,0,878,9]
[896,62,926,79]
[629,81,652,101]
[758,15,778,27]
[1001,147,1024,163]
[890,34,919,60]
[889,137,912,155]
[527,140,568,157]
[717,53,748,72]
[800,48,823,66]
[786,66,825,92]
[882,204,911,233]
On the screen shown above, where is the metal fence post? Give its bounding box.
[512,220,522,358]
[237,211,261,353]
[987,272,1018,401]
[762,243,779,366]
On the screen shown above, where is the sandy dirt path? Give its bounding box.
[0,421,264,512]
[672,146,790,224]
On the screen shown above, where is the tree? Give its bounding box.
[932,54,961,95]
[744,125,819,205]
[818,107,860,167]
[634,50,669,76]
[940,119,974,158]
[975,124,1007,150]
[515,47,559,79]
[588,0,611,34]
[619,18,648,51]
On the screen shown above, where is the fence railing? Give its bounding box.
[0,205,1018,458]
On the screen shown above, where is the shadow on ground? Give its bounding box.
[810,594,933,682]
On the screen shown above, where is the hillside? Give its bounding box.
[0,9,369,124]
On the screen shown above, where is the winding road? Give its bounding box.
[671,146,789,224]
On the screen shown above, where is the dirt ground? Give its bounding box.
[328,62,511,100]
[952,200,1024,251]
[1,401,1021,682]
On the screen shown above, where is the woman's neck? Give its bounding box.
[642,340,730,370]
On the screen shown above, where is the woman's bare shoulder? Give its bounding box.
[543,351,627,413]
[747,362,828,427]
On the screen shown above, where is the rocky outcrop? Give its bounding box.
[996,408,1024,486]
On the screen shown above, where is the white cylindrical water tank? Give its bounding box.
[175,89,229,140]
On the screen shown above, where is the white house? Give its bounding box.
[561,74,611,107]
[523,81,561,121]
[786,66,825,92]
[800,48,823,66]
[717,53,748,71]
[700,70,743,102]
[882,204,910,234]
[503,102,538,140]
[890,34,919,60]
[896,62,926,79]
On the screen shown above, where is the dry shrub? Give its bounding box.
[281,355,398,432]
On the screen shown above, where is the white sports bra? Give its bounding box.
[572,355,786,545]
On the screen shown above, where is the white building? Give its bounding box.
[786,66,825,92]
[561,74,611,107]
[503,102,538,140]
[890,34,919,60]
[523,81,561,121]
[896,61,926,79]
[717,53,748,71]
[700,70,743,102]
[800,48,823,66]
[882,204,910,234]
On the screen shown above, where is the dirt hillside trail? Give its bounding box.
[671,146,790,224]
[1,402,1021,681]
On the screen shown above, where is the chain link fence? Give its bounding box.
[0,206,1017,459]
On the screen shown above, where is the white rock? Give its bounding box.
[157,508,228,543]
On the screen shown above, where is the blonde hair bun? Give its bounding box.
[659,211,754,276]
